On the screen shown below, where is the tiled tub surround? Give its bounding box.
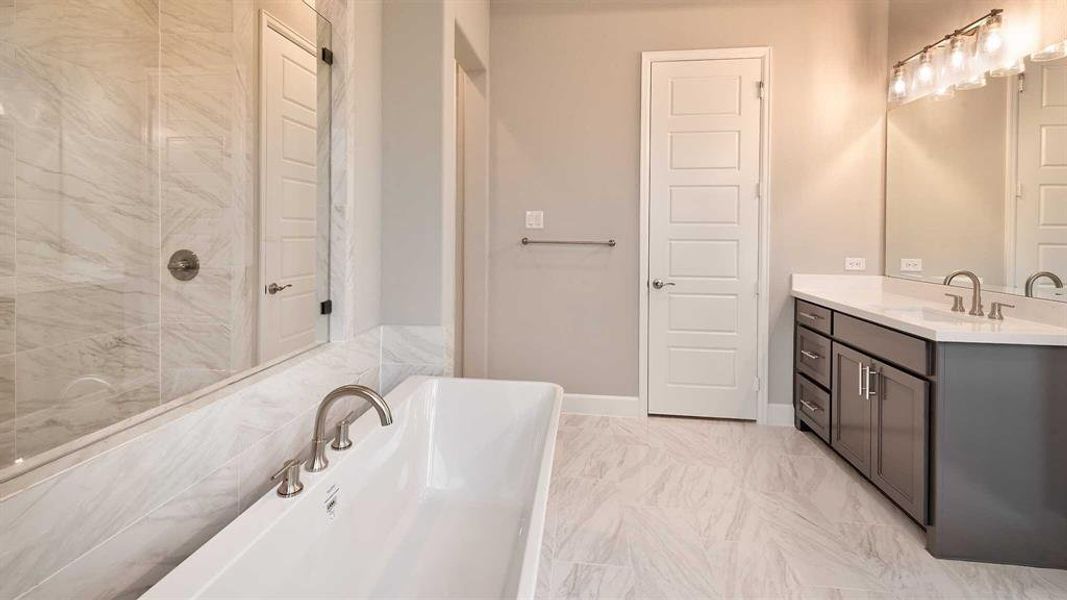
[0,330,381,600]
[0,0,163,466]
[539,414,1067,599]
[0,0,335,468]
[380,325,453,393]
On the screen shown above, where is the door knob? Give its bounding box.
[267,282,292,295]
[651,279,676,289]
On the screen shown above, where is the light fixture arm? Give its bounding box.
[892,8,1002,69]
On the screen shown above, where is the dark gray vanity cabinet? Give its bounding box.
[869,360,928,524]
[794,296,1067,569]
[828,341,929,523]
[829,343,873,477]
[797,301,931,525]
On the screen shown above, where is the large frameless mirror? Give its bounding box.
[0,1,333,480]
[886,6,1067,303]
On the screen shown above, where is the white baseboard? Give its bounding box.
[562,393,644,417]
[764,402,795,427]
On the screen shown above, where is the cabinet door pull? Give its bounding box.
[800,350,821,361]
[857,362,865,396]
[799,399,822,414]
[864,364,878,400]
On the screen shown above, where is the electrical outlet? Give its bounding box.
[525,211,544,229]
[900,258,923,272]
[845,257,867,271]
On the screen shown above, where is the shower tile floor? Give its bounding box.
[537,414,1067,599]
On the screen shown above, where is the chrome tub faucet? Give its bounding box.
[306,384,393,472]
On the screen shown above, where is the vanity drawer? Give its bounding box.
[795,373,830,442]
[834,313,933,376]
[795,299,832,335]
[795,325,831,388]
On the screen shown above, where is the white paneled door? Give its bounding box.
[259,17,319,362]
[1017,57,1067,299]
[647,58,763,419]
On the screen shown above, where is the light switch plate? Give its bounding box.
[845,257,866,271]
[525,211,544,229]
[900,258,923,272]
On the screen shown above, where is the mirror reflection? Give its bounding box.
[0,2,332,472]
[886,52,1067,302]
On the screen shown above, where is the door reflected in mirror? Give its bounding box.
[886,53,1067,303]
[0,2,333,478]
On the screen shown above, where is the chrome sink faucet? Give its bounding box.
[306,384,393,472]
[1024,271,1064,298]
[943,270,984,316]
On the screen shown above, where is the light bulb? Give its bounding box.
[981,14,1004,54]
[1031,40,1067,62]
[889,66,908,101]
[916,50,935,83]
[949,36,967,70]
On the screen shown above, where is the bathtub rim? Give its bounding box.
[143,376,562,600]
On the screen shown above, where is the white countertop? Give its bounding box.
[792,275,1067,346]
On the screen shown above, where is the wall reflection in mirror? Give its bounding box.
[887,42,1067,303]
[0,1,332,473]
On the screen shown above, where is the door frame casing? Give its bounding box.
[638,47,773,423]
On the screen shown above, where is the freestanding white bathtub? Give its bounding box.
[144,377,562,599]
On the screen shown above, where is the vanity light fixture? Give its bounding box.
[1031,40,1067,62]
[888,9,1018,104]
[916,50,935,84]
[989,56,1025,77]
[955,73,987,91]
[932,84,956,101]
[889,65,908,102]
[978,12,1005,55]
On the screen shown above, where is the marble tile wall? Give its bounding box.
[379,324,453,393]
[0,0,332,469]
[0,328,381,600]
[0,0,163,464]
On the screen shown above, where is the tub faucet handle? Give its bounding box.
[271,458,304,498]
[331,411,358,450]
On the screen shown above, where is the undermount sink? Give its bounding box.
[871,305,975,324]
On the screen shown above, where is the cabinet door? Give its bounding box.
[870,361,929,523]
[831,343,872,476]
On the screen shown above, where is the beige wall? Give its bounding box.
[488,0,889,402]
[885,75,1009,285]
[381,0,489,326]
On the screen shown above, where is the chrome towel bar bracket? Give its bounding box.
[521,237,616,247]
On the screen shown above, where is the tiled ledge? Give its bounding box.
[0,330,381,600]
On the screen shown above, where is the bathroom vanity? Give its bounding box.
[792,275,1067,570]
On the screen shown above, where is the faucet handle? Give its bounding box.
[944,293,965,313]
[988,302,1015,321]
[270,458,304,497]
[331,411,358,451]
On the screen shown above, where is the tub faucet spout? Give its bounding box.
[306,384,393,472]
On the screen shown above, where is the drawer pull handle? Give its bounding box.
[799,311,823,321]
[800,350,821,361]
[863,364,878,400]
[799,399,822,413]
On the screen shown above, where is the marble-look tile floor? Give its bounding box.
[537,414,1067,599]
